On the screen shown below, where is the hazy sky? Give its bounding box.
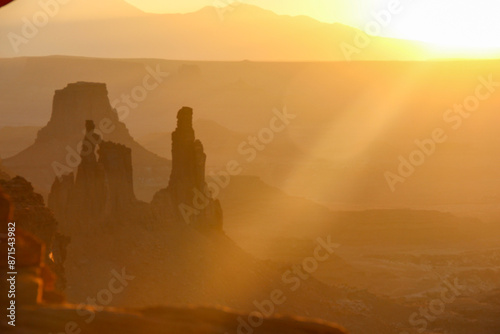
[126,0,500,48]
[1,0,499,50]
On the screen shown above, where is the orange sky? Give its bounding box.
[1,0,500,59]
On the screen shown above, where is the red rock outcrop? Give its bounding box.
[0,182,65,304]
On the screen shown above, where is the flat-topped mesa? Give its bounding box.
[37,82,117,143]
[49,120,137,228]
[4,81,171,203]
[154,107,222,231]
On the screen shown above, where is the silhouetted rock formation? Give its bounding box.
[37,83,120,143]
[152,107,223,231]
[5,82,171,201]
[49,121,138,227]
[40,108,407,334]
[49,107,222,232]
[169,107,206,205]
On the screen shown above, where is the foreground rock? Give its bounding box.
[3,305,347,334]
[0,186,346,334]
[0,177,68,295]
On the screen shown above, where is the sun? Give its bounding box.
[378,0,500,50]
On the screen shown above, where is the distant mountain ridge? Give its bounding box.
[0,1,433,60]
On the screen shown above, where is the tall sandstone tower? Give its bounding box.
[48,120,137,228]
[152,107,223,231]
[50,107,222,232]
